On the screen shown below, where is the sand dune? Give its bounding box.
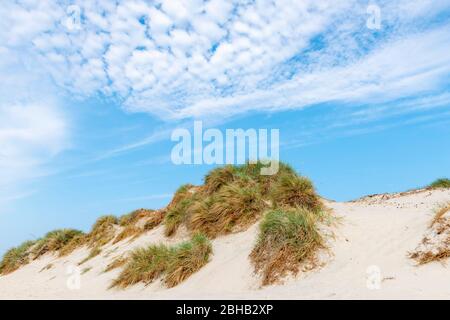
[1,188,449,300]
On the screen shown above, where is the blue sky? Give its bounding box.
[1,0,450,255]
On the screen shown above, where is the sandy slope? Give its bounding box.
[0,189,449,300]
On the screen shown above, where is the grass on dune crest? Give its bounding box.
[163,161,323,238]
[164,197,196,236]
[204,165,236,194]
[119,208,154,226]
[428,178,450,189]
[111,233,212,289]
[86,215,118,247]
[250,207,325,285]
[190,181,265,237]
[32,229,85,259]
[270,172,322,212]
[0,241,36,275]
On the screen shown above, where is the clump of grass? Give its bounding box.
[86,215,118,247]
[0,240,36,275]
[119,209,154,226]
[409,202,450,265]
[81,267,92,275]
[428,178,450,189]
[104,256,128,273]
[168,184,195,209]
[32,229,84,259]
[111,233,212,289]
[431,203,450,226]
[78,247,102,265]
[190,182,265,237]
[165,233,212,287]
[204,165,236,194]
[143,210,164,231]
[113,225,141,244]
[39,263,53,272]
[111,244,172,288]
[164,197,196,236]
[58,234,87,257]
[270,172,322,212]
[250,207,324,285]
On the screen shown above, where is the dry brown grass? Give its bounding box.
[409,202,450,265]
[164,233,212,287]
[167,184,195,209]
[143,210,165,231]
[250,207,325,286]
[190,182,265,237]
[204,165,236,194]
[270,172,322,212]
[86,215,118,247]
[119,209,154,226]
[78,246,102,265]
[32,229,85,260]
[104,256,128,273]
[111,233,212,289]
[113,225,141,244]
[58,234,87,257]
[431,203,450,226]
[0,241,36,275]
[164,196,197,236]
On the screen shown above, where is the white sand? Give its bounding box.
[1,188,449,300]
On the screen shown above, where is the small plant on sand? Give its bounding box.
[111,233,212,289]
[104,256,128,273]
[143,210,165,231]
[32,229,84,259]
[164,233,212,288]
[428,178,450,189]
[119,209,154,226]
[79,246,102,265]
[164,197,196,236]
[190,182,265,237]
[58,234,87,257]
[204,165,236,194]
[270,172,322,213]
[409,202,450,265]
[0,240,36,275]
[86,215,118,247]
[250,207,324,285]
[113,225,141,244]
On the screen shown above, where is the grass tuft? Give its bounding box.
[204,165,236,194]
[428,178,450,189]
[79,247,102,265]
[86,215,118,247]
[190,182,265,237]
[104,256,128,273]
[0,241,36,275]
[119,209,154,226]
[111,233,212,289]
[270,172,322,212]
[165,233,212,287]
[250,207,324,285]
[164,197,196,236]
[32,229,84,259]
[409,202,450,265]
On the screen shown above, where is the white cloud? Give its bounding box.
[0,45,69,204]
[0,103,68,190]
[0,0,449,122]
